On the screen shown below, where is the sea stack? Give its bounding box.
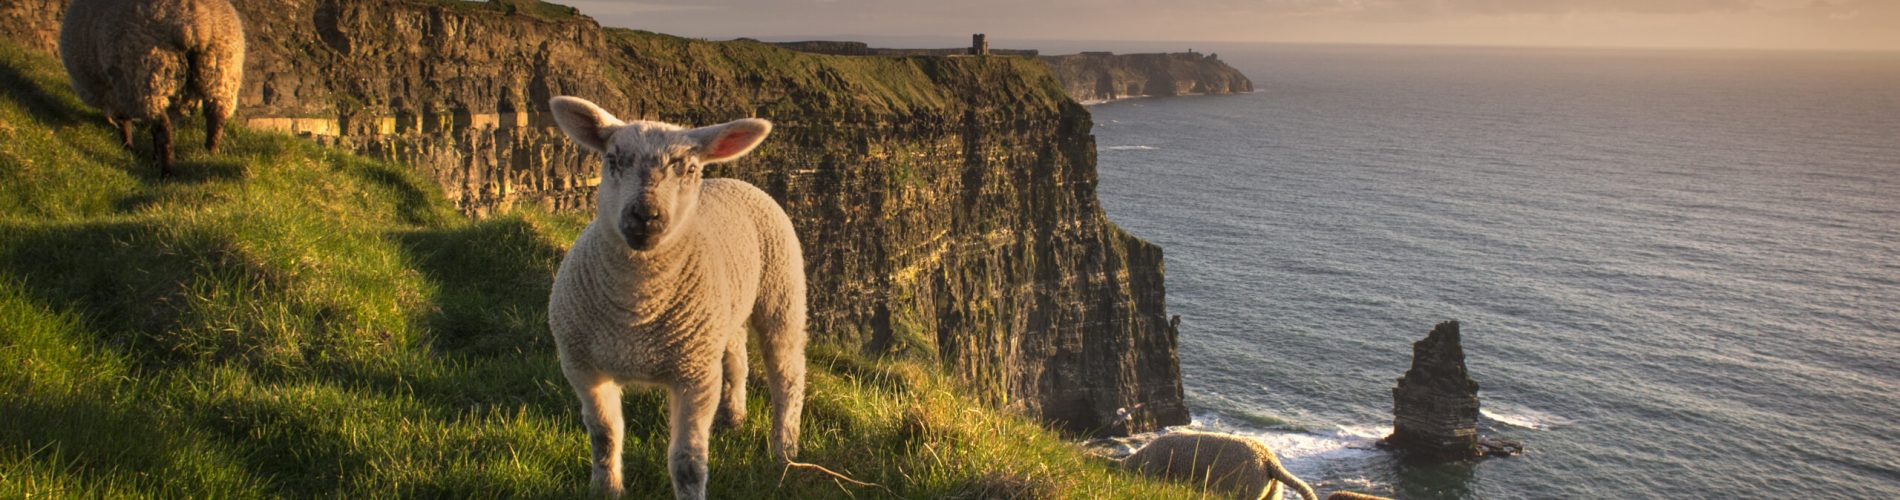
[1384,320,1482,458]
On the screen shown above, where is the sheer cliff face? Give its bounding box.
[1041,52,1254,103]
[1,0,1186,435]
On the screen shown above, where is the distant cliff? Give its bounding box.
[767,39,1040,57]
[0,0,1186,436]
[1041,51,1253,103]
[768,40,1255,105]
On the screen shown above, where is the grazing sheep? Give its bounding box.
[1124,432,1319,500]
[59,0,245,176]
[545,96,805,500]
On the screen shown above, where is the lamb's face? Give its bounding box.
[597,127,703,250]
[548,96,772,252]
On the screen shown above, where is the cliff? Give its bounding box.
[1040,51,1253,103]
[0,0,1186,435]
[768,41,1255,105]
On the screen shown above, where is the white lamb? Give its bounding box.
[59,0,245,176]
[544,96,807,500]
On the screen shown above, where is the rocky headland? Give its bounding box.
[1041,51,1253,104]
[0,0,1187,436]
[766,37,1255,105]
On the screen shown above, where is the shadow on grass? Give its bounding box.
[350,158,448,226]
[0,220,230,367]
[390,216,565,357]
[0,55,84,128]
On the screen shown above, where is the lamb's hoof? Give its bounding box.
[712,411,744,431]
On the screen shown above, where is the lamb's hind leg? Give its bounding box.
[667,374,721,500]
[752,289,806,461]
[563,367,625,498]
[713,334,747,431]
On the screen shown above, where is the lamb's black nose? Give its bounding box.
[620,203,665,249]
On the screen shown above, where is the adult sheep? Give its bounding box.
[1124,431,1319,500]
[59,0,245,176]
[545,96,806,500]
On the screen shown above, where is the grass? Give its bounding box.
[0,40,1199,498]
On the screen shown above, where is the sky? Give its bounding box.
[559,0,1900,51]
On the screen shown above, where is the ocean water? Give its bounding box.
[1087,45,1900,499]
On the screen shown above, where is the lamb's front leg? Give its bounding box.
[667,373,721,500]
[564,367,625,498]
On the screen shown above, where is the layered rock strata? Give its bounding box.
[1385,320,1482,458]
[0,0,1187,436]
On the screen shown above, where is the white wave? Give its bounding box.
[1180,413,1383,477]
[1104,145,1160,151]
[1481,403,1572,430]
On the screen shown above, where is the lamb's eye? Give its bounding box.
[604,154,627,176]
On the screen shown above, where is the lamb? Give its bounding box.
[544,96,806,500]
[58,0,246,176]
[1123,431,1320,500]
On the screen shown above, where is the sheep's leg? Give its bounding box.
[667,375,720,500]
[713,334,747,431]
[752,297,806,461]
[203,101,226,154]
[564,367,625,498]
[112,118,133,149]
[152,115,174,177]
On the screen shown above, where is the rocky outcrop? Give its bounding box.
[0,0,1186,436]
[1384,321,1481,458]
[1040,51,1253,104]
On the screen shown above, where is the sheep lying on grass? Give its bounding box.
[545,96,806,500]
[59,0,245,176]
[1124,431,1319,500]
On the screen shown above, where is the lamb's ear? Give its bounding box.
[548,96,623,152]
[688,118,772,164]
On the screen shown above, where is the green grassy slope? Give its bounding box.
[0,41,1197,498]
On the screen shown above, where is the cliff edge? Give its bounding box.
[0,0,1186,436]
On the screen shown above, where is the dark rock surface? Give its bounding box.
[1478,435,1525,457]
[1383,320,1482,458]
[1,0,1188,436]
[1039,51,1253,103]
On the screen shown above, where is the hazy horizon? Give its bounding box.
[558,0,1900,53]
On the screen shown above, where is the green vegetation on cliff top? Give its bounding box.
[0,41,1191,497]
[602,28,1075,119]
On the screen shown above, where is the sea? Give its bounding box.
[1082,44,1900,498]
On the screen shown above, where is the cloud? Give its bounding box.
[1235,0,1762,20]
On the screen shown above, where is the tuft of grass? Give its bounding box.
[0,39,1196,498]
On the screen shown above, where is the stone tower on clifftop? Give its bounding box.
[971,33,989,56]
[1385,321,1481,458]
